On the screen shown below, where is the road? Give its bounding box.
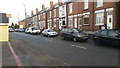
[5,32,118,66]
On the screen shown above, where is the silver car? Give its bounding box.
[42,29,58,37]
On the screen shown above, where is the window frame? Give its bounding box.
[84,0,89,10]
[69,3,73,14]
[97,0,103,8]
[68,17,73,26]
[54,9,56,17]
[96,12,104,26]
[83,14,89,25]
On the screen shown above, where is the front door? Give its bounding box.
[78,17,82,30]
[48,22,50,29]
[74,17,77,28]
[59,19,62,30]
[107,11,113,29]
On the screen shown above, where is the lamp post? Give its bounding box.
[23,4,27,28]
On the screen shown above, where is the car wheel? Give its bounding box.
[47,34,50,37]
[61,36,65,40]
[94,39,100,45]
[73,37,77,42]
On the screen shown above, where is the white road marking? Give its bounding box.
[71,44,87,49]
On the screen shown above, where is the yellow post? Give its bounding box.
[0,23,9,42]
[0,13,9,42]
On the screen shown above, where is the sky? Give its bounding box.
[0,0,60,25]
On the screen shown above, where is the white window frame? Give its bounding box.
[97,0,103,7]
[69,3,73,14]
[50,11,52,18]
[54,9,56,17]
[96,12,104,26]
[62,5,65,15]
[84,0,89,9]
[43,13,45,19]
[50,20,52,27]
[53,19,57,27]
[68,16,73,26]
[83,14,89,25]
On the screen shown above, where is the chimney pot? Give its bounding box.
[50,1,54,8]
[42,4,45,10]
[36,8,39,13]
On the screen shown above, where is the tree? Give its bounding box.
[11,23,14,28]
[14,24,19,29]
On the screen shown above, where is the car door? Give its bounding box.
[63,29,69,39]
[108,30,120,46]
[98,30,109,44]
[67,29,74,40]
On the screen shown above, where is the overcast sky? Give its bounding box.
[0,0,60,25]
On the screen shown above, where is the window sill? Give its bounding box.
[95,24,104,26]
[83,8,89,11]
[96,6,103,8]
[83,24,90,26]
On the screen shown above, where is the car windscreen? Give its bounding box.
[32,28,39,30]
[48,30,54,32]
[72,29,79,33]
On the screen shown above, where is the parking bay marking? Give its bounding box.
[71,44,87,49]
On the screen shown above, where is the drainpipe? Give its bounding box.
[92,0,94,31]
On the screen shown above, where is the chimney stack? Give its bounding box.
[31,11,34,16]
[36,8,39,13]
[42,4,45,10]
[50,1,54,8]
[58,0,62,4]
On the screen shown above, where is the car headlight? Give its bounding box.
[77,35,82,37]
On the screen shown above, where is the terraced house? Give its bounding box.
[20,0,120,31]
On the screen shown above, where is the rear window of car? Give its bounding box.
[61,29,65,32]
[116,30,120,34]
[108,31,118,37]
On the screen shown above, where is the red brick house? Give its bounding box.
[47,1,54,29]
[39,4,49,29]
[53,4,60,30]
[77,0,120,31]
[22,0,120,31]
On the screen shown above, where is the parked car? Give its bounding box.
[93,29,120,47]
[60,28,88,42]
[25,28,30,34]
[29,27,41,34]
[15,29,20,32]
[19,28,25,32]
[9,28,14,32]
[42,29,58,37]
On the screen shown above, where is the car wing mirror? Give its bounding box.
[115,35,120,37]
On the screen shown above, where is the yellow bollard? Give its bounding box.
[0,24,9,42]
[0,13,9,42]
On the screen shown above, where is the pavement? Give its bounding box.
[2,32,119,67]
[2,42,16,66]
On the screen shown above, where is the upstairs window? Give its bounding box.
[62,6,65,15]
[50,11,52,18]
[69,3,73,14]
[54,9,56,17]
[43,13,45,19]
[84,0,89,9]
[97,0,103,7]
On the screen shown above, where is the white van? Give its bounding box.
[25,27,41,34]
